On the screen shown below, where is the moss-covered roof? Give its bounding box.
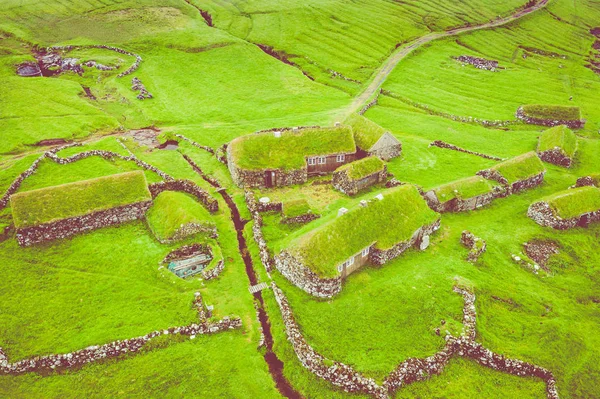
[336,156,385,180]
[345,113,387,150]
[229,127,356,171]
[537,125,577,157]
[146,191,215,241]
[11,171,151,228]
[433,176,497,204]
[286,185,439,278]
[489,152,546,184]
[543,186,600,219]
[521,105,581,121]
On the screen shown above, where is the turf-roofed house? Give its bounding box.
[227,126,357,188]
[536,125,578,168]
[274,185,441,297]
[332,156,387,196]
[11,171,152,246]
[528,186,600,229]
[347,114,402,160]
[477,152,546,194]
[423,175,502,213]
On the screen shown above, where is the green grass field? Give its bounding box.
[1,0,600,397]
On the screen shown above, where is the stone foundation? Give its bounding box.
[538,148,573,168]
[16,201,152,246]
[332,166,387,196]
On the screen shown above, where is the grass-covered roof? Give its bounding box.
[11,171,151,228]
[521,105,581,121]
[282,199,312,218]
[433,175,497,204]
[537,125,577,156]
[146,191,215,241]
[336,156,385,180]
[286,185,439,278]
[346,113,386,150]
[489,152,545,184]
[229,127,356,171]
[543,186,600,219]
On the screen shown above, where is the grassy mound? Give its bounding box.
[288,185,439,277]
[282,199,313,218]
[336,156,385,180]
[537,125,577,156]
[521,105,581,121]
[490,152,545,184]
[346,114,386,150]
[229,127,356,171]
[11,171,151,228]
[434,176,497,203]
[146,191,215,241]
[543,186,600,219]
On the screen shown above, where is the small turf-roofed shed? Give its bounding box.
[536,125,577,168]
[517,105,584,129]
[332,156,387,196]
[528,186,600,229]
[478,151,546,193]
[227,126,357,188]
[346,114,401,160]
[274,185,440,296]
[424,175,501,212]
[11,171,152,246]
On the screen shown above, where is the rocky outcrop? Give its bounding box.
[429,140,503,161]
[16,201,152,246]
[453,55,500,71]
[527,201,600,229]
[274,251,342,298]
[148,180,218,213]
[460,231,486,263]
[516,106,585,129]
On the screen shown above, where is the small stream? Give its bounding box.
[183,155,302,398]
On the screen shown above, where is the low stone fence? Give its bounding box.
[281,213,320,225]
[528,201,600,229]
[538,148,573,168]
[274,251,342,298]
[201,260,225,280]
[359,91,380,115]
[257,201,283,213]
[476,169,545,195]
[0,316,240,375]
[516,106,585,129]
[370,219,440,265]
[429,140,503,161]
[175,134,215,155]
[148,180,218,213]
[16,201,152,246]
[131,77,152,100]
[244,190,275,272]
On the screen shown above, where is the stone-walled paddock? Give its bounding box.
[528,201,600,230]
[274,251,342,298]
[516,106,585,129]
[369,219,441,265]
[538,148,573,168]
[0,316,240,375]
[148,180,218,213]
[272,281,559,399]
[16,201,152,247]
[332,165,387,196]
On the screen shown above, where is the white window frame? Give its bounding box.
[308,157,316,166]
[347,256,354,266]
[336,154,345,163]
[318,156,327,165]
[362,247,370,257]
[337,264,344,273]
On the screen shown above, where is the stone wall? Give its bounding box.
[148,180,218,213]
[281,213,320,225]
[510,172,545,193]
[370,219,441,265]
[423,190,499,213]
[157,222,218,245]
[516,106,585,129]
[460,231,487,263]
[16,201,152,246]
[528,201,600,229]
[429,140,503,161]
[274,251,342,298]
[244,190,275,272]
[369,144,402,161]
[538,148,573,168]
[201,259,225,280]
[453,55,500,71]
[332,165,387,196]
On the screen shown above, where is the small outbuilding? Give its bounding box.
[347,114,401,160]
[536,125,577,168]
[477,152,546,194]
[423,175,502,213]
[332,156,387,196]
[528,186,600,229]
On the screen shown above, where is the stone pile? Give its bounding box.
[460,231,487,263]
[0,317,241,375]
[453,55,500,71]
[429,140,503,161]
[131,77,152,100]
[148,180,218,213]
[524,240,559,268]
[516,106,585,129]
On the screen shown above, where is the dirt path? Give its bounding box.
[342,0,550,119]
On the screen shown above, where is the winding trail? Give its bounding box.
[343,0,550,119]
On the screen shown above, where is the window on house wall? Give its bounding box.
[318,156,326,164]
[336,154,345,163]
[308,157,316,165]
[337,264,344,273]
[362,247,370,257]
[347,256,354,265]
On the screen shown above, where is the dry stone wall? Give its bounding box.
[516,106,585,129]
[148,180,218,213]
[528,201,600,229]
[538,148,573,168]
[274,251,342,298]
[332,166,387,196]
[245,190,276,272]
[370,219,441,265]
[16,201,152,246]
[429,140,503,161]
